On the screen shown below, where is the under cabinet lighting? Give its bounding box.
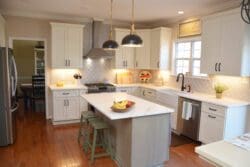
[178,11,184,15]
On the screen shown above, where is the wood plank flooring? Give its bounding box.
[0,102,213,167]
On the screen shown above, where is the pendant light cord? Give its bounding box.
[131,0,135,34]
[109,0,114,39]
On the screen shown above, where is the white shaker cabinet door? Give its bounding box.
[53,98,67,121]
[219,12,245,76]
[200,16,221,74]
[51,24,66,68]
[135,30,151,69]
[199,112,224,144]
[150,29,161,69]
[67,26,83,68]
[66,97,80,120]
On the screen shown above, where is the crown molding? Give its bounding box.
[0,9,92,23]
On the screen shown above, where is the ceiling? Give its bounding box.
[0,0,241,25]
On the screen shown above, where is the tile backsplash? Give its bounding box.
[50,59,250,102]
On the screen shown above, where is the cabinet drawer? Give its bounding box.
[116,87,130,93]
[202,102,226,117]
[142,89,156,98]
[53,90,79,97]
[80,89,87,95]
[199,111,225,143]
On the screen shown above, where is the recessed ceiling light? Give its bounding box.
[178,11,184,15]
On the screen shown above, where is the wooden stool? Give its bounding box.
[87,119,114,163]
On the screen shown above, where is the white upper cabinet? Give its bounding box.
[113,27,172,70]
[0,15,6,47]
[51,22,84,69]
[135,29,151,69]
[150,27,172,70]
[201,9,250,76]
[113,28,135,69]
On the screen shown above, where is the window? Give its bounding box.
[174,40,206,77]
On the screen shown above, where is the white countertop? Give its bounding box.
[81,92,174,120]
[195,141,250,167]
[49,84,87,90]
[114,83,250,107]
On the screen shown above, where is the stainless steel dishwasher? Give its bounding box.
[177,97,201,141]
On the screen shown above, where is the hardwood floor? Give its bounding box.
[0,102,213,167]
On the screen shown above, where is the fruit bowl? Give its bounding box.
[111,100,135,113]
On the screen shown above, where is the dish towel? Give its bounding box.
[182,101,193,120]
[228,133,250,151]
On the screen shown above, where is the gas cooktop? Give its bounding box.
[84,83,116,93]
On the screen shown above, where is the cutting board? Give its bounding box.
[116,71,133,84]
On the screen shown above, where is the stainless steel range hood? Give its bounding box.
[84,21,114,59]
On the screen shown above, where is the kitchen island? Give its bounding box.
[81,92,174,167]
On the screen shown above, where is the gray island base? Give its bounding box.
[82,93,173,167]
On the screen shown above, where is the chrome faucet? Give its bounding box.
[176,73,186,91]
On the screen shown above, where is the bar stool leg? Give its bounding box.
[78,114,84,144]
[91,129,98,163]
[107,129,114,160]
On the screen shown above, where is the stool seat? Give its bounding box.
[81,111,96,120]
[91,121,110,130]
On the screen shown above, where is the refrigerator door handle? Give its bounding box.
[11,56,18,96]
[11,103,19,112]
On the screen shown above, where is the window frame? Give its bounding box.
[173,37,206,77]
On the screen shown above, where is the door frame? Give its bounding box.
[9,37,49,119]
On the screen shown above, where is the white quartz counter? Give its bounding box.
[195,141,250,167]
[49,84,87,91]
[81,92,174,120]
[114,83,250,107]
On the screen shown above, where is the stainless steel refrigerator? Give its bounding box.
[0,47,19,146]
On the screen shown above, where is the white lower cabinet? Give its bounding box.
[199,111,224,144]
[199,102,248,144]
[140,88,157,102]
[116,87,140,97]
[156,91,179,131]
[52,89,87,125]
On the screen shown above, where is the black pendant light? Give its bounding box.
[241,0,250,24]
[102,0,119,50]
[121,0,143,47]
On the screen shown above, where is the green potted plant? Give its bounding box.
[214,83,228,99]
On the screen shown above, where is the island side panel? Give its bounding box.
[131,114,171,167]
[112,119,132,167]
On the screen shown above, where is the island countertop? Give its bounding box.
[81,92,174,120]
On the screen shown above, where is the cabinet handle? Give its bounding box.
[69,60,71,67]
[218,63,221,72]
[64,100,66,106]
[147,91,152,94]
[208,115,216,119]
[123,61,125,67]
[142,90,145,96]
[62,92,70,95]
[65,60,67,66]
[121,90,127,92]
[157,61,159,68]
[126,61,128,67]
[209,107,217,111]
[67,100,69,106]
[215,63,218,72]
[136,61,138,67]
